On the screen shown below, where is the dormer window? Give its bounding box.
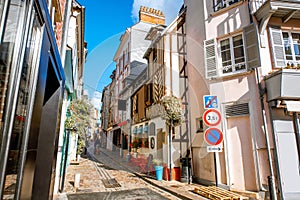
[214,0,241,12]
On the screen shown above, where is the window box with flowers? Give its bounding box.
[131,139,142,154]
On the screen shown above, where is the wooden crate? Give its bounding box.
[194,186,248,200]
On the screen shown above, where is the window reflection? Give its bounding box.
[3,6,42,199]
[0,1,27,198]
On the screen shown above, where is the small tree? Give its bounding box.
[65,99,92,154]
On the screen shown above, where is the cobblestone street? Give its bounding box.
[54,144,208,200]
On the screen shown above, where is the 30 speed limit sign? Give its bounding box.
[203,109,221,126]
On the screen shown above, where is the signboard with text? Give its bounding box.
[203,109,221,126]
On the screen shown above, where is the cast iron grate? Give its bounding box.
[101,178,121,188]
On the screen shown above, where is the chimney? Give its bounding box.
[139,6,165,25]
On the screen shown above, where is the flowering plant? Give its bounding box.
[132,139,142,149]
[64,117,77,130]
[160,95,183,127]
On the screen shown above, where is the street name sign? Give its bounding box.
[203,109,221,126]
[204,127,223,146]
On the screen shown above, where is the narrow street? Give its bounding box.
[55,141,207,200]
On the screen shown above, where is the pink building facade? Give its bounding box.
[184,0,300,199]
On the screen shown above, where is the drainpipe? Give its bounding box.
[254,68,277,200]
[59,129,71,192]
[60,0,73,64]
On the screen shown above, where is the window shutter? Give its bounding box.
[204,39,218,79]
[243,23,261,69]
[269,27,286,68]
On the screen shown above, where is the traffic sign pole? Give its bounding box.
[203,95,222,187]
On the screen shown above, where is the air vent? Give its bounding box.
[225,103,249,117]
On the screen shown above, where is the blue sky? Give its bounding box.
[78,0,183,108]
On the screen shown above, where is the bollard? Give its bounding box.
[74,173,80,188]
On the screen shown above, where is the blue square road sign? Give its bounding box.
[203,95,218,109]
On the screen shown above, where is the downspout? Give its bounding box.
[169,32,173,181]
[247,0,277,199]
[292,112,300,168]
[60,0,72,64]
[254,68,277,200]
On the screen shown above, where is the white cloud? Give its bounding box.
[131,0,184,25]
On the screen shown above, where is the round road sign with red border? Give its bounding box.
[203,109,221,126]
[204,128,223,146]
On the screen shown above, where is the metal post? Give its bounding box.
[214,152,218,186]
[126,119,132,162]
[169,121,172,181]
[59,130,70,192]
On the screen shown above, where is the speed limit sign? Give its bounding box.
[203,109,221,126]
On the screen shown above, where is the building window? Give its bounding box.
[214,0,241,12]
[2,5,42,199]
[196,117,204,133]
[220,34,246,74]
[269,27,300,68]
[152,45,157,62]
[283,31,300,65]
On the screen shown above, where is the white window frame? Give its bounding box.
[218,33,246,76]
[282,30,300,67]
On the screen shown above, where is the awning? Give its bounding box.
[285,101,300,112]
[118,120,127,127]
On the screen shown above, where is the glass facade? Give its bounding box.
[0,0,42,198]
[3,8,42,199]
[0,0,65,199]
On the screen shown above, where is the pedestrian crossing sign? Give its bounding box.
[203,95,218,109]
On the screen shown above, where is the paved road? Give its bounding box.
[67,188,169,200]
[59,146,183,199]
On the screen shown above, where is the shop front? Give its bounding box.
[0,1,65,199]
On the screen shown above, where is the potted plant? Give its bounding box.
[152,159,163,180]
